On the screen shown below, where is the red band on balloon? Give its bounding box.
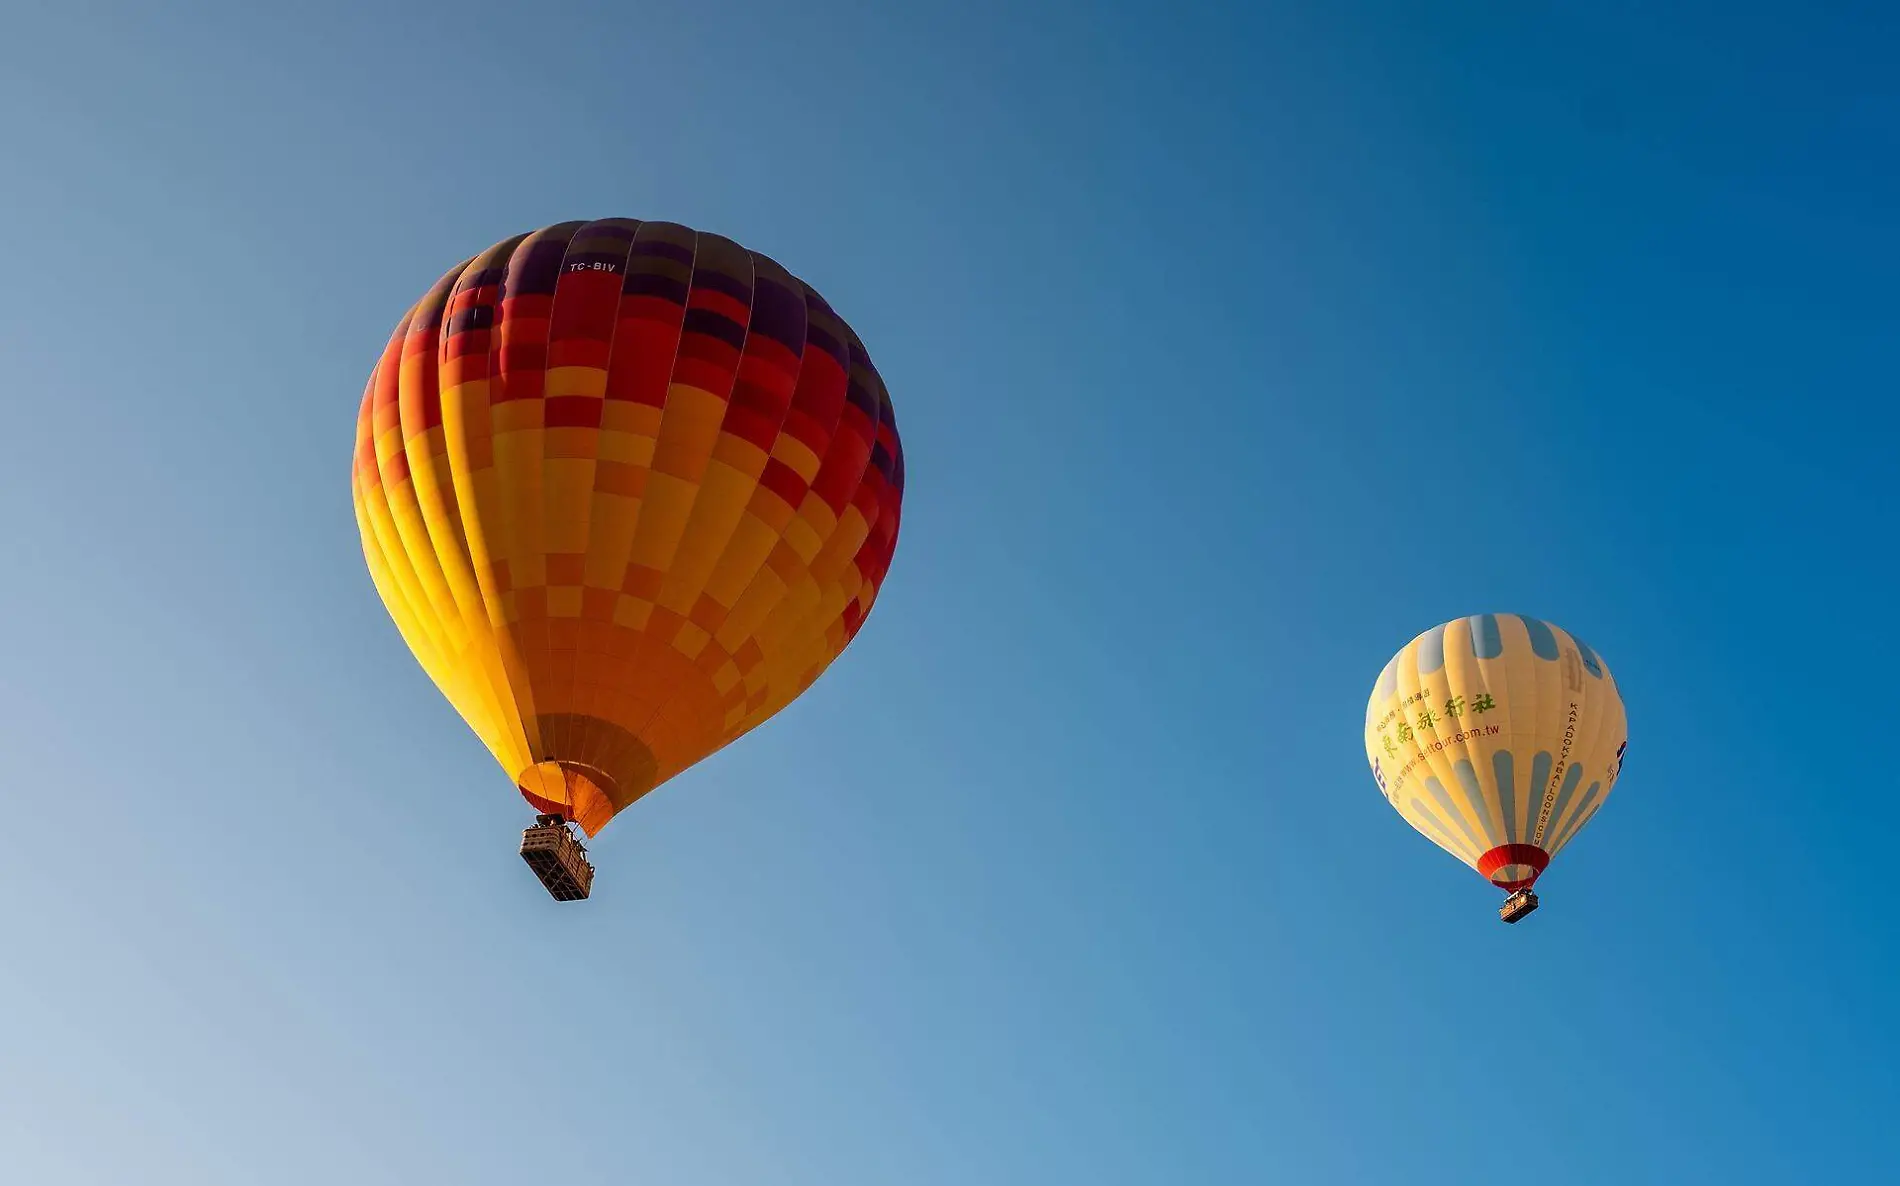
[1478,844,1551,889]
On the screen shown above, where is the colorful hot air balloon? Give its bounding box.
[352,219,905,900]
[1363,615,1628,923]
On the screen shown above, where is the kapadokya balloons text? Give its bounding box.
[353,219,904,836]
[1364,615,1628,895]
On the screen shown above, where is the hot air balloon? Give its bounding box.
[351,219,905,900]
[1364,615,1628,923]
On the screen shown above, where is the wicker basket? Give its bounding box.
[519,816,596,901]
[1499,888,1539,924]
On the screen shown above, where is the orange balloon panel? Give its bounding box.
[352,219,905,834]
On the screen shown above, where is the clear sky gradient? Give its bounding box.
[2,1,1896,1182]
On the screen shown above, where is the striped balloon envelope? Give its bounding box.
[352,218,904,847]
[1364,615,1629,909]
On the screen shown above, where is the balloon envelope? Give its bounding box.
[1364,615,1628,891]
[353,219,904,835]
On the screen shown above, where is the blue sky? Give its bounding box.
[2,1,1896,1181]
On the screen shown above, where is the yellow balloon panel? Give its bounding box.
[1363,615,1628,889]
[352,220,905,835]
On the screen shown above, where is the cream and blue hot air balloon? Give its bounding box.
[1364,615,1629,923]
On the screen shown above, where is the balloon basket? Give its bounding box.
[1499,888,1539,924]
[520,815,595,902]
